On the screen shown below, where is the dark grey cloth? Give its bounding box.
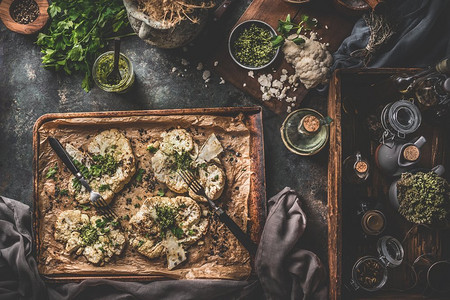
[256,188,327,300]
[0,188,327,300]
[332,0,450,70]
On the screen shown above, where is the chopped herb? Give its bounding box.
[99,246,105,252]
[138,240,144,247]
[111,221,120,227]
[98,184,111,192]
[154,204,184,239]
[137,196,142,201]
[95,218,107,228]
[213,175,219,181]
[122,214,130,221]
[147,145,158,153]
[73,159,91,179]
[126,198,132,205]
[157,188,165,197]
[80,204,91,211]
[188,229,195,236]
[172,151,193,171]
[91,154,118,177]
[45,164,58,179]
[199,163,207,170]
[171,226,184,239]
[134,168,145,183]
[80,224,98,246]
[242,168,247,172]
[134,203,141,208]
[59,189,69,196]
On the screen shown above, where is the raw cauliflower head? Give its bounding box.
[283,34,333,89]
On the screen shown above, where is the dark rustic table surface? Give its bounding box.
[0,0,329,265]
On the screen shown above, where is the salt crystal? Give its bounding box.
[181,59,189,66]
[248,71,254,78]
[202,70,211,80]
[196,62,204,71]
[214,61,219,67]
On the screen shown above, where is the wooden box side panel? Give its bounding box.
[328,70,343,300]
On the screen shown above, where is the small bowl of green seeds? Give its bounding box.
[228,20,280,70]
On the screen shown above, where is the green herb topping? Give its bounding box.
[135,168,145,183]
[147,145,158,153]
[45,164,58,179]
[80,224,98,246]
[98,184,111,192]
[233,24,276,67]
[71,155,118,191]
[155,205,184,239]
[157,188,165,197]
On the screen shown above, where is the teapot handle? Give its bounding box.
[431,165,445,177]
[413,136,427,148]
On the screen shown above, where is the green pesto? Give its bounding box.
[96,54,130,88]
[233,24,276,67]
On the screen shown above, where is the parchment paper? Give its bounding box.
[36,114,252,280]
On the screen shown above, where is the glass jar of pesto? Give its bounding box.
[92,51,134,93]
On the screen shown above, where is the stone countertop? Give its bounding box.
[0,1,329,265]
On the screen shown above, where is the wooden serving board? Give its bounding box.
[328,69,450,300]
[212,0,355,115]
[32,107,266,282]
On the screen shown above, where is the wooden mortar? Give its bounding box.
[0,0,49,34]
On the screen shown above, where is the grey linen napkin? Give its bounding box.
[0,187,327,300]
[332,0,450,70]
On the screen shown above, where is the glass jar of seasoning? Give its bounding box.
[380,100,422,141]
[356,198,386,237]
[280,108,333,156]
[92,51,135,93]
[349,236,404,292]
[343,151,370,184]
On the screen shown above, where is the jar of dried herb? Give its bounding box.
[349,236,404,292]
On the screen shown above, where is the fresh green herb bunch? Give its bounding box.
[233,24,276,67]
[36,0,130,91]
[398,171,450,226]
[271,14,318,48]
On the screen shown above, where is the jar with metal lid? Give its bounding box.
[349,236,404,292]
[380,100,421,141]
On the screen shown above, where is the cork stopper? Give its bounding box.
[403,145,420,161]
[355,161,368,174]
[301,115,320,133]
[362,210,386,235]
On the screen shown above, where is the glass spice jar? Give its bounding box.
[349,236,404,292]
[92,51,135,93]
[380,100,422,141]
[343,151,370,184]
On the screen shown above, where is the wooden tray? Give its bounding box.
[328,69,450,299]
[212,0,355,115]
[32,106,266,282]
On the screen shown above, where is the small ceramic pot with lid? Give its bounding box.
[349,236,404,292]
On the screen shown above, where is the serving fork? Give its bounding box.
[48,137,117,220]
[178,170,257,255]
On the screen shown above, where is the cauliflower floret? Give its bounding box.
[282,35,333,89]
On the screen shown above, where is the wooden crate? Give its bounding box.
[328,69,450,299]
